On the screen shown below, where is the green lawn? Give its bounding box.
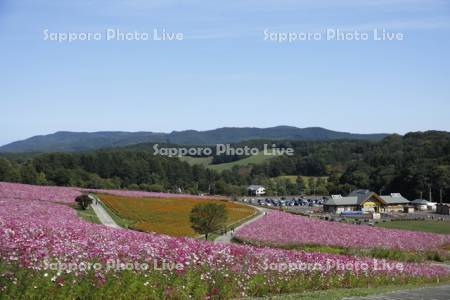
[207,153,277,172]
[74,205,101,224]
[376,220,450,235]
[179,152,279,172]
[179,156,213,167]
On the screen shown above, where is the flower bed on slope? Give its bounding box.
[0,182,81,204]
[235,211,450,252]
[0,183,449,298]
[80,187,226,200]
[0,182,226,203]
[98,193,255,237]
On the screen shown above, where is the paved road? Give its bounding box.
[344,285,450,300]
[89,195,121,229]
[215,206,268,243]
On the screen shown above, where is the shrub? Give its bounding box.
[75,194,92,210]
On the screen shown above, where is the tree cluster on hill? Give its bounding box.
[0,131,449,201]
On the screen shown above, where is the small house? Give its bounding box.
[411,199,436,211]
[247,185,266,196]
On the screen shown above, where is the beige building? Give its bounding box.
[324,190,410,214]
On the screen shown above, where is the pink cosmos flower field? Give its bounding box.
[0,182,449,294]
[0,182,223,204]
[235,211,450,251]
[81,187,226,200]
[0,182,82,203]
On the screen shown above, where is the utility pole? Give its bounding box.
[419,191,423,199]
[440,188,443,204]
[428,184,432,202]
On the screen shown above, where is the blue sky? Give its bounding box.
[1,0,449,146]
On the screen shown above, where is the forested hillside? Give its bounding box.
[0,131,448,201]
[0,126,387,153]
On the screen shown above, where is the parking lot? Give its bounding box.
[241,196,327,209]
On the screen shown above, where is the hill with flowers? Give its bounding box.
[0,182,449,298]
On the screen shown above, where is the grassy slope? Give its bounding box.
[73,205,101,224]
[376,220,450,235]
[179,156,213,167]
[207,153,277,172]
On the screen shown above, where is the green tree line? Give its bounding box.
[0,131,449,201]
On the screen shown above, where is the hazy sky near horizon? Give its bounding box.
[1,0,449,146]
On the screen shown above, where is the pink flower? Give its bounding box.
[0,182,448,284]
[236,211,450,251]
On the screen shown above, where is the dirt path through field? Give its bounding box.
[215,205,268,243]
[89,195,121,229]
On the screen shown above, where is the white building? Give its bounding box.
[247,185,266,196]
[411,199,437,211]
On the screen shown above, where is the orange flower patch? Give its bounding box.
[99,194,256,237]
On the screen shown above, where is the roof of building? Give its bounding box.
[325,196,359,206]
[380,193,410,204]
[325,190,409,206]
[349,189,376,202]
[411,199,430,205]
[326,189,379,206]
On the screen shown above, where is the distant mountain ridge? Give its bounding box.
[0,126,389,153]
